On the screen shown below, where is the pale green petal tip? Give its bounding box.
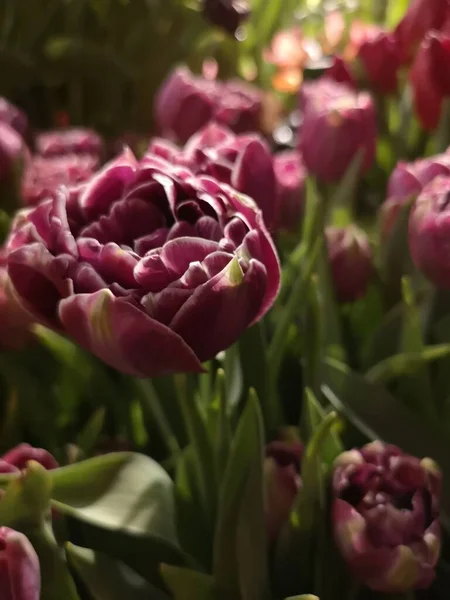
[226,256,244,286]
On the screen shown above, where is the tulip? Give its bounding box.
[273,151,305,231]
[202,0,250,35]
[410,32,450,130]
[264,441,303,541]
[356,30,401,94]
[395,0,450,64]
[1,444,59,471]
[299,78,351,112]
[409,175,450,287]
[299,89,376,183]
[155,66,263,144]
[21,154,99,206]
[332,441,441,592]
[326,225,373,303]
[0,122,26,184]
[35,128,103,158]
[5,148,280,377]
[327,57,356,89]
[0,97,28,137]
[149,123,278,228]
[0,527,40,600]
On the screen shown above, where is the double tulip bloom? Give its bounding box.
[0,527,41,600]
[35,128,103,159]
[381,150,450,239]
[0,97,28,138]
[326,225,373,303]
[409,175,450,288]
[21,154,99,206]
[155,67,263,144]
[299,80,376,183]
[332,442,441,593]
[5,148,280,377]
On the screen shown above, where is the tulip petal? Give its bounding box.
[232,138,278,228]
[170,257,266,360]
[59,289,204,376]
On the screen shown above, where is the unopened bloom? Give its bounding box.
[409,175,450,287]
[5,149,280,377]
[0,527,40,600]
[332,442,441,592]
[273,150,305,231]
[326,225,373,303]
[0,98,28,137]
[35,128,103,158]
[155,66,263,144]
[395,0,450,64]
[356,30,401,94]
[1,444,59,472]
[410,32,450,130]
[149,123,278,228]
[202,0,250,35]
[264,441,303,541]
[300,88,376,183]
[21,154,99,206]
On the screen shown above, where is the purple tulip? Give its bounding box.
[149,123,278,228]
[409,175,450,287]
[299,78,352,112]
[155,66,263,144]
[326,225,373,303]
[299,87,376,183]
[1,444,59,471]
[332,441,441,593]
[21,154,99,206]
[273,150,305,232]
[5,148,280,377]
[0,122,26,183]
[264,441,303,541]
[0,97,28,137]
[202,0,251,35]
[35,128,103,158]
[0,527,40,600]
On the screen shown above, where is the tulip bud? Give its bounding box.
[326,225,373,303]
[264,441,303,541]
[202,0,251,35]
[273,150,305,232]
[356,31,401,94]
[155,66,263,144]
[0,122,26,184]
[332,442,441,593]
[0,527,40,600]
[409,175,450,287]
[35,128,103,158]
[299,88,376,183]
[2,444,59,471]
[410,32,450,131]
[327,57,356,89]
[0,98,28,137]
[395,0,450,64]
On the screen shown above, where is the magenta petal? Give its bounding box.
[58,290,203,376]
[7,243,74,326]
[160,237,220,275]
[134,229,169,255]
[134,253,177,292]
[232,138,278,229]
[79,148,138,221]
[170,258,266,361]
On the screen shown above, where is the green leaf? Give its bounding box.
[322,359,450,519]
[76,407,106,459]
[328,150,364,219]
[301,389,343,465]
[366,345,450,385]
[51,452,177,543]
[213,392,264,597]
[238,323,268,419]
[208,369,231,479]
[66,544,169,600]
[236,389,269,600]
[160,565,215,600]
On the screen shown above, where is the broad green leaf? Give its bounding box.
[236,390,269,600]
[208,369,231,479]
[76,407,106,459]
[238,323,268,419]
[66,544,168,600]
[213,392,263,597]
[328,150,364,219]
[366,345,450,385]
[362,304,403,369]
[322,359,450,520]
[222,344,243,411]
[301,389,343,465]
[160,565,215,600]
[51,452,177,543]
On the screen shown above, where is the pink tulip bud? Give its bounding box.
[1,444,59,471]
[0,527,40,600]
